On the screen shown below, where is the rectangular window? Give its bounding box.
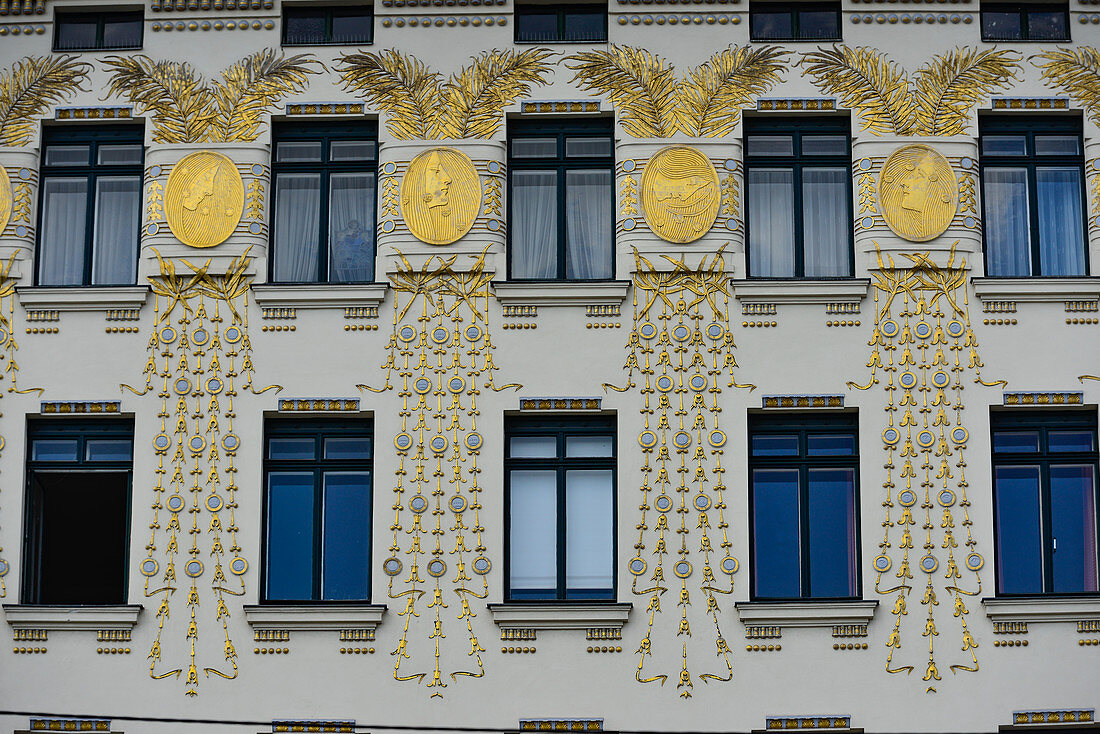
[23,419,134,604]
[992,411,1098,595]
[271,123,377,284]
[283,6,373,45]
[263,419,373,602]
[506,417,616,600]
[38,126,143,287]
[980,117,1087,277]
[749,413,860,599]
[745,118,853,278]
[54,10,143,51]
[750,2,841,41]
[515,4,607,42]
[981,3,1069,41]
[508,119,614,281]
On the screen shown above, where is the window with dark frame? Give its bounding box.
[282,6,373,46]
[749,2,841,41]
[508,118,614,281]
[505,416,616,601]
[271,123,378,284]
[979,116,1087,277]
[23,419,134,605]
[37,125,143,287]
[992,411,1099,596]
[749,412,860,600]
[54,11,143,51]
[263,419,373,602]
[980,3,1069,42]
[515,4,607,43]
[745,117,853,278]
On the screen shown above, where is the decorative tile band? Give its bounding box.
[255,630,290,642]
[382,0,504,5]
[983,301,1017,313]
[150,19,275,31]
[825,302,860,314]
[523,101,599,114]
[151,0,272,10]
[992,96,1069,110]
[279,399,360,412]
[503,305,538,318]
[832,624,868,638]
[850,12,972,23]
[26,310,59,322]
[745,625,782,639]
[56,106,132,120]
[743,303,777,315]
[586,628,622,641]
[618,13,740,24]
[380,15,507,27]
[758,98,835,111]
[586,305,621,318]
[41,401,121,415]
[272,722,355,733]
[617,0,738,4]
[520,397,602,411]
[287,102,365,116]
[0,0,45,15]
[762,395,844,409]
[1066,300,1099,312]
[339,629,375,641]
[1012,710,1093,725]
[1079,620,1100,633]
[106,309,142,321]
[29,721,109,732]
[501,628,536,641]
[765,717,851,730]
[262,307,297,320]
[96,630,132,642]
[1003,392,1083,406]
[519,720,602,732]
[14,629,47,641]
[993,621,1028,634]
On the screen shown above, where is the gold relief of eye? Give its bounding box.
[400,147,480,246]
[640,146,721,244]
[878,145,958,243]
[165,151,245,248]
[0,167,11,236]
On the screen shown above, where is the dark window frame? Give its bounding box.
[504,415,617,602]
[281,5,374,46]
[748,411,861,601]
[514,3,608,43]
[743,116,855,279]
[507,117,615,282]
[991,409,1099,597]
[53,10,143,51]
[980,3,1070,42]
[978,115,1089,277]
[749,1,842,42]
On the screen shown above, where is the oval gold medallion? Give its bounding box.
[165,151,244,248]
[640,146,721,244]
[878,144,958,243]
[0,167,11,237]
[400,147,480,246]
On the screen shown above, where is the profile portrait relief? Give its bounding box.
[400,147,480,246]
[878,144,959,243]
[641,146,721,244]
[165,151,245,248]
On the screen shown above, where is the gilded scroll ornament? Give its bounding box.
[878,145,958,243]
[165,151,245,248]
[400,148,480,246]
[0,167,11,236]
[0,55,91,146]
[640,146,720,243]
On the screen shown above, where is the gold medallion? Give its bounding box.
[0,167,11,236]
[878,144,958,243]
[400,147,480,246]
[165,151,244,248]
[640,146,721,244]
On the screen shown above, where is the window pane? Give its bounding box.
[324,437,372,459]
[798,9,838,39]
[101,16,142,49]
[747,136,794,157]
[807,434,856,456]
[801,135,847,156]
[509,470,558,593]
[563,11,605,41]
[32,439,79,462]
[1036,167,1085,276]
[276,141,323,163]
[751,434,798,456]
[322,471,371,600]
[516,11,558,42]
[39,177,88,286]
[752,468,800,598]
[510,436,557,458]
[1027,9,1067,40]
[329,172,375,283]
[993,430,1040,453]
[98,145,142,166]
[268,437,316,460]
[1035,135,1079,156]
[511,170,558,279]
[331,10,373,44]
[1049,431,1095,453]
[284,12,326,44]
[748,168,795,277]
[566,169,612,279]
[751,10,793,39]
[86,439,132,462]
[55,18,98,50]
[273,173,322,282]
[994,465,1044,594]
[982,135,1027,156]
[565,470,614,592]
[511,138,557,158]
[45,145,90,167]
[267,472,315,600]
[982,10,1021,40]
[983,167,1031,277]
[92,176,140,285]
[566,435,613,457]
[329,140,376,162]
[802,166,849,277]
[1050,465,1098,593]
[565,137,611,158]
[807,468,857,597]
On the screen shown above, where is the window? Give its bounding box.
[992,411,1098,595]
[508,119,613,281]
[515,4,606,42]
[980,117,1087,277]
[271,123,377,284]
[749,413,860,600]
[54,11,142,51]
[981,3,1069,41]
[283,6,373,45]
[37,126,143,287]
[23,420,133,604]
[750,2,840,41]
[745,118,853,278]
[506,417,616,600]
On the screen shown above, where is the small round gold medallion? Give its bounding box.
[0,167,11,237]
[400,147,480,246]
[165,151,244,248]
[878,144,958,243]
[640,146,721,244]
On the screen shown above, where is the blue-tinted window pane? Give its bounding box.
[752,468,800,598]
[982,136,1027,156]
[797,9,838,39]
[983,167,1031,276]
[807,433,856,456]
[982,11,1022,40]
[267,472,314,600]
[268,437,316,460]
[807,468,857,597]
[328,172,375,283]
[994,465,1044,594]
[747,136,794,157]
[748,168,796,277]
[86,439,132,462]
[510,436,557,458]
[55,17,98,50]
[1027,9,1067,40]
[330,10,373,44]
[565,435,613,457]
[801,135,847,156]
[751,434,799,456]
[45,145,90,166]
[284,11,325,44]
[322,471,371,600]
[516,11,557,41]
[1049,431,1095,453]
[993,431,1040,453]
[1050,465,1098,593]
[32,439,79,462]
[509,470,558,596]
[1036,167,1085,276]
[565,470,614,594]
[563,11,605,41]
[751,10,793,39]
[324,437,371,459]
[101,16,142,49]
[1035,136,1079,156]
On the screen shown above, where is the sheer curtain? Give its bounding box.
[748,169,795,277]
[508,470,557,594]
[983,167,1031,276]
[802,167,849,277]
[39,177,88,285]
[565,469,613,592]
[511,170,557,279]
[273,173,321,282]
[565,169,611,280]
[92,176,140,285]
[328,172,375,283]
[1037,166,1085,276]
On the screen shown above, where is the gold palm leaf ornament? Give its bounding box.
[209,50,324,142]
[1032,47,1100,123]
[798,46,916,135]
[336,49,445,139]
[436,49,556,139]
[911,48,1021,135]
[678,45,790,137]
[566,46,680,137]
[0,55,93,146]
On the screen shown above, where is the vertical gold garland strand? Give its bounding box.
[607,248,752,698]
[848,244,1002,693]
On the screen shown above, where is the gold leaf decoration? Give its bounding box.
[0,55,92,146]
[912,48,1021,136]
[566,46,679,137]
[208,50,323,142]
[436,49,556,139]
[336,49,444,139]
[799,45,915,135]
[1031,47,1100,125]
[677,45,790,138]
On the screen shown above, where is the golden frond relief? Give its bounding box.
[209,50,323,142]
[678,45,790,138]
[799,46,915,135]
[1032,47,1100,125]
[437,49,556,139]
[566,46,679,137]
[336,49,444,139]
[0,55,92,146]
[912,48,1021,136]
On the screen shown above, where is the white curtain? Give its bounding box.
[328,172,375,283]
[802,167,849,277]
[511,170,557,279]
[983,167,1031,276]
[565,469,613,591]
[39,177,87,285]
[1037,166,1085,276]
[273,173,321,282]
[748,169,795,277]
[509,470,557,592]
[566,170,611,280]
[92,176,140,285]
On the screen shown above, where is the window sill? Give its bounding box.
[242,604,387,631]
[16,286,150,312]
[3,603,142,630]
[733,279,870,305]
[735,600,878,627]
[982,596,1100,623]
[971,277,1100,303]
[487,602,632,630]
[492,281,630,307]
[251,283,388,310]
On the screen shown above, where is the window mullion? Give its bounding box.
[314,465,325,600]
[557,155,567,281]
[1027,161,1042,276]
[84,168,97,285]
[1040,461,1054,593]
[800,462,811,597]
[557,463,567,599]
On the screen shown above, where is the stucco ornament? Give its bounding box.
[641,146,721,243]
[0,167,11,237]
[400,147,479,245]
[878,145,958,243]
[165,151,244,248]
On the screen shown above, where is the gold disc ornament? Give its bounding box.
[165,151,245,248]
[400,147,480,246]
[0,167,11,237]
[878,144,958,243]
[640,146,721,244]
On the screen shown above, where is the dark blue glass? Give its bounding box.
[323,472,371,600]
[993,431,1040,454]
[807,434,856,457]
[563,11,605,41]
[752,468,800,598]
[324,437,371,460]
[798,9,838,39]
[516,11,557,41]
[268,437,316,461]
[267,472,314,600]
[1049,431,1096,453]
[32,439,79,462]
[808,468,856,597]
[86,439,133,462]
[994,465,1043,594]
[1050,465,1098,593]
[751,10,793,39]
[752,434,799,457]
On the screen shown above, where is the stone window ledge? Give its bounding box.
[242,604,386,630]
[733,279,870,304]
[16,286,149,312]
[982,596,1100,623]
[3,604,142,630]
[251,283,388,310]
[487,602,632,630]
[735,600,878,627]
[492,281,631,307]
[971,277,1100,303]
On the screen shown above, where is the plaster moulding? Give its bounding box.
[982,597,1100,624]
[492,281,630,307]
[251,283,388,310]
[971,277,1100,303]
[3,604,142,630]
[487,602,632,631]
[242,604,387,631]
[733,279,870,305]
[735,600,878,628]
[17,286,149,313]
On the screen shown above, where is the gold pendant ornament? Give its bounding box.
[641,146,721,243]
[0,167,11,237]
[400,147,480,246]
[165,151,245,248]
[878,145,958,243]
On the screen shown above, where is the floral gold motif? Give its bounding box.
[165,151,245,248]
[0,167,11,236]
[400,148,480,246]
[0,55,91,146]
[878,145,958,242]
[640,146,721,243]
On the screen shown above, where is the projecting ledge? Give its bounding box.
[491,281,631,307]
[242,604,387,631]
[735,600,878,627]
[251,283,388,310]
[733,279,870,304]
[16,286,150,312]
[982,597,1100,623]
[971,277,1100,303]
[3,604,142,630]
[487,603,632,631]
